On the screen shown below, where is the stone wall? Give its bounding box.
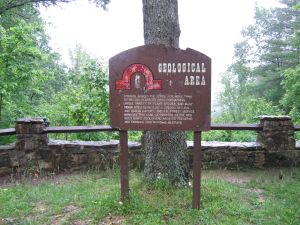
[0,116,299,176]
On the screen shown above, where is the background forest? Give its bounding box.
[0,0,299,143]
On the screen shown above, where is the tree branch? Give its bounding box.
[0,0,73,15]
[0,0,110,15]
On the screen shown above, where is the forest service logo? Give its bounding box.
[115,64,162,90]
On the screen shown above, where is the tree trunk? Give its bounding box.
[142,0,188,186]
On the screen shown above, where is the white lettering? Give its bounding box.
[168,63,172,73]
[184,75,206,86]
[177,63,181,73]
[158,63,162,73]
[190,76,195,85]
[201,75,206,86]
[196,63,201,73]
[172,63,176,73]
[163,63,167,73]
[184,76,189,85]
[202,63,206,73]
[196,76,200,85]
[182,63,186,72]
[191,63,195,72]
[157,62,207,74]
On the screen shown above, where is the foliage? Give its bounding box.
[0,2,113,143]
[218,69,282,121]
[0,0,110,15]
[216,0,300,132]
[0,5,64,133]
[281,64,300,124]
[1,0,300,145]
[46,45,113,141]
[241,1,299,104]
[0,168,299,224]
[293,2,300,10]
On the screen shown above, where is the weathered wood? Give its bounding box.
[120,130,129,201]
[109,46,211,131]
[42,124,300,132]
[2,123,300,137]
[211,123,262,131]
[0,128,16,136]
[294,125,300,131]
[45,125,118,133]
[192,131,202,209]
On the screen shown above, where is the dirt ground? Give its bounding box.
[202,168,286,185]
[0,168,291,188]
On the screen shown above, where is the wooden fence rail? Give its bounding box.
[210,124,262,131]
[45,123,264,133]
[1,123,300,137]
[0,128,16,136]
[45,125,119,133]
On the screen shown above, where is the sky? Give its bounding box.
[40,0,281,102]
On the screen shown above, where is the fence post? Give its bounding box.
[257,116,297,166]
[14,118,49,172]
[257,116,295,152]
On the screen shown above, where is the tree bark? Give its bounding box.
[142,0,188,186]
[143,0,180,47]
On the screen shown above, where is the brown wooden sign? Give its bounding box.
[109,45,211,131]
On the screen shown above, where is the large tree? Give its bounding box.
[142,0,188,186]
[217,0,300,125]
[235,0,300,105]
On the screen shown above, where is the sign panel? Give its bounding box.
[109,45,211,131]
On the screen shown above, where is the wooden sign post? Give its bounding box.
[109,45,211,208]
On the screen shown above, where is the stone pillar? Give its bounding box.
[257,116,295,152]
[14,118,49,170]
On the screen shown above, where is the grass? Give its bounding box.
[0,168,299,224]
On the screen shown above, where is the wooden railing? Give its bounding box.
[0,128,16,136]
[45,125,119,133]
[210,123,262,131]
[45,123,265,133]
[1,123,300,137]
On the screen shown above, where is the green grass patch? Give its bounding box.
[0,168,299,224]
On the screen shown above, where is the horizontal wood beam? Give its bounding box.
[45,124,264,133]
[0,128,16,136]
[211,123,262,131]
[2,124,300,136]
[294,125,300,131]
[45,125,118,133]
